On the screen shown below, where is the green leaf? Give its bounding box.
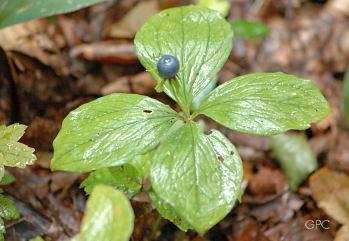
[0,218,4,234]
[0,218,4,241]
[0,168,3,183]
[151,122,242,234]
[197,72,330,136]
[0,123,25,142]
[0,0,107,29]
[0,124,36,168]
[149,190,191,232]
[0,172,15,185]
[29,237,45,241]
[75,185,134,241]
[271,133,317,190]
[197,0,230,17]
[344,69,349,126]
[81,165,142,198]
[135,6,233,115]
[231,19,270,40]
[129,152,153,178]
[51,93,180,172]
[0,194,19,220]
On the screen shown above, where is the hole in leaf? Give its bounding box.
[143,109,152,114]
[218,155,224,162]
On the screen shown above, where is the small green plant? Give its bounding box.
[271,133,317,190]
[29,185,134,241]
[0,124,36,240]
[0,124,36,178]
[0,172,20,241]
[29,237,45,241]
[71,185,134,241]
[231,19,270,40]
[51,6,330,234]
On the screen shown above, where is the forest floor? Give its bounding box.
[0,0,349,240]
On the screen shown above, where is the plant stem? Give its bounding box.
[149,215,162,241]
[175,231,187,241]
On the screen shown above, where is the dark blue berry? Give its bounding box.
[157,55,180,78]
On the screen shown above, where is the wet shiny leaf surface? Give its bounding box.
[51,93,180,172]
[149,190,191,232]
[0,219,4,240]
[151,122,242,234]
[0,172,15,185]
[81,165,142,197]
[0,124,36,176]
[0,194,19,220]
[197,72,330,135]
[135,6,233,114]
[73,185,134,241]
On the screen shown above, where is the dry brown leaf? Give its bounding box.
[70,41,137,64]
[328,131,349,174]
[335,225,349,241]
[249,193,303,223]
[107,0,159,39]
[309,167,349,225]
[129,71,156,95]
[265,217,333,241]
[101,76,131,95]
[248,167,286,196]
[0,47,15,124]
[101,72,156,96]
[235,218,271,241]
[0,19,66,71]
[326,0,349,16]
